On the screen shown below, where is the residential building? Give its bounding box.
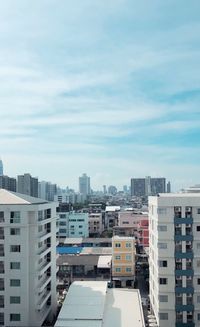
[149,193,200,327]
[0,160,3,176]
[105,206,120,229]
[79,173,90,199]
[38,181,57,201]
[0,189,57,326]
[112,235,136,287]
[58,211,89,238]
[17,173,38,197]
[0,175,16,192]
[55,281,145,327]
[131,178,146,197]
[88,212,103,236]
[150,178,166,195]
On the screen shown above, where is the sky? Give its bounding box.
[0,0,200,191]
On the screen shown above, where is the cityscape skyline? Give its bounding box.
[0,1,200,191]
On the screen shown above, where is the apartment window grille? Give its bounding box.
[176,311,183,323]
[176,294,183,305]
[159,295,168,302]
[38,210,43,221]
[158,243,167,249]
[159,313,168,320]
[159,260,168,267]
[10,279,20,287]
[10,245,20,252]
[174,207,182,218]
[0,313,4,326]
[115,255,121,260]
[115,267,121,272]
[0,212,4,223]
[197,313,200,320]
[10,262,20,269]
[0,245,4,257]
[126,255,131,261]
[158,225,167,231]
[10,296,20,304]
[0,279,4,291]
[197,209,200,214]
[10,228,20,235]
[0,296,4,308]
[10,314,20,322]
[159,278,167,285]
[126,242,132,248]
[10,211,20,223]
[126,267,132,272]
[187,312,193,323]
[197,226,200,232]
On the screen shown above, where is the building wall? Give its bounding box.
[0,200,57,326]
[58,212,89,238]
[112,236,135,284]
[149,194,200,327]
[88,213,103,236]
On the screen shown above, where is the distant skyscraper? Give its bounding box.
[103,185,107,194]
[38,181,57,201]
[79,173,90,198]
[131,178,146,197]
[131,177,166,197]
[167,181,171,193]
[108,185,117,195]
[0,159,3,176]
[0,175,16,192]
[17,173,38,197]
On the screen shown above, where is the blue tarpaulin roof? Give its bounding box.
[57,247,83,254]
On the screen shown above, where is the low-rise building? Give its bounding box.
[55,281,145,327]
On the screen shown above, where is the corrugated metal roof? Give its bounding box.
[57,247,83,255]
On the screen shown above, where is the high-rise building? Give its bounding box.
[38,181,57,201]
[0,175,16,192]
[0,189,57,326]
[149,193,200,327]
[0,159,3,176]
[17,173,38,197]
[131,178,146,197]
[167,181,171,193]
[131,177,166,197]
[79,173,90,199]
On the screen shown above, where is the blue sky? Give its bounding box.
[0,0,200,191]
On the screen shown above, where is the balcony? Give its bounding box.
[37,291,51,310]
[175,286,194,294]
[175,251,193,259]
[174,217,193,225]
[38,275,51,292]
[175,304,194,311]
[175,269,194,277]
[174,235,193,242]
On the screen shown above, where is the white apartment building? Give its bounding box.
[0,189,57,327]
[149,193,200,327]
[58,212,89,238]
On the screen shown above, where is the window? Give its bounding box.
[10,279,20,287]
[79,225,83,228]
[0,212,4,223]
[10,211,20,223]
[38,241,42,248]
[79,232,83,235]
[38,210,43,221]
[158,243,167,249]
[10,228,20,235]
[115,267,121,272]
[10,262,20,270]
[0,312,4,325]
[197,278,200,285]
[159,260,168,267]
[197,209,200,214]
[197,226,200,232]
[126,255,131,261]
[115,255,121,260]
[159,295,168,302]
[197,243,200,249]
[126,267,132,272]
[60,214,66,218]
[115,243,121,248]
[157,208,167,214]
[10,245,20,252]
[10,314,20,321]
[158,225,167,231]
[77,219,84,222]
[159,278,167,285]
[197,313,200,321]
[59,229,67,233]
[196,296,200,304]
[160,313,168,320]
[10,296,20,304]
[59,221,66,226]
[126,242,131,248]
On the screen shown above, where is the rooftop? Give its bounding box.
[0,189,48,205]
[55,281,145,327]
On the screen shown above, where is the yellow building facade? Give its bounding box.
[112,236,136,287]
